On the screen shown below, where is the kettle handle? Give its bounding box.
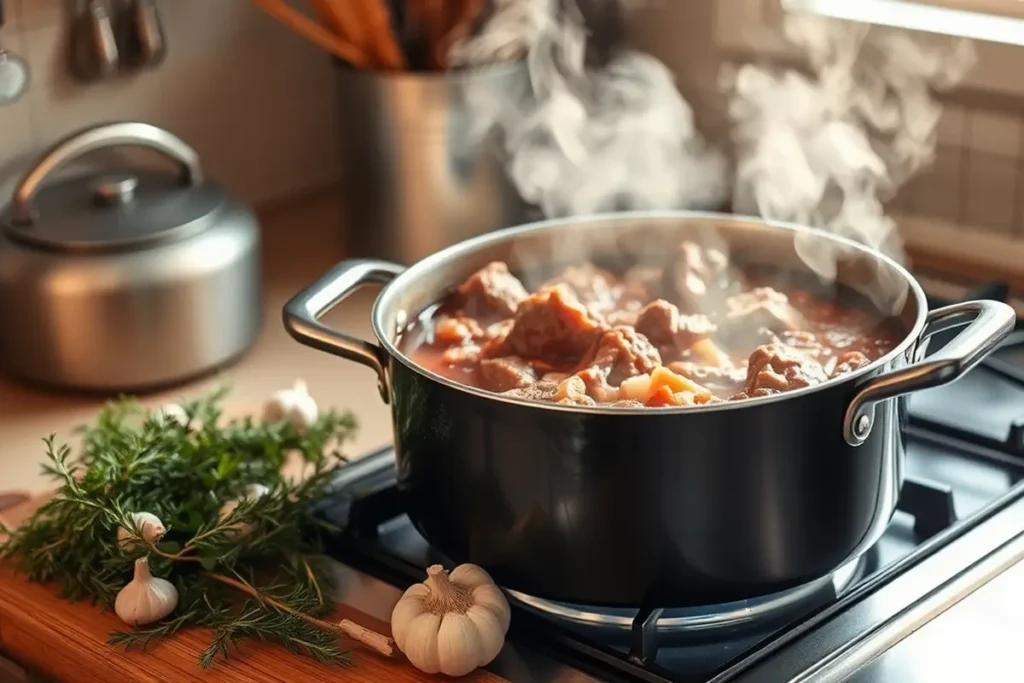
[10,121,203,226]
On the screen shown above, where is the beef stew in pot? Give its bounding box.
[398,242,902,408]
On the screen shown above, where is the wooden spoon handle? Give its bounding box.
[351,0,407,70]
[315,0,372,55]
[251,0,372,67]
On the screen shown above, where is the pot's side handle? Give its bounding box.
[844,300,1016,446]
[282,259,406,404]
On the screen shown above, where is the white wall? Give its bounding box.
[0,0,341,207]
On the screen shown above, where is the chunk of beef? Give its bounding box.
[554,375,597,406]
[543,264,619,313]
[455,262,528,319]
[610,399,645,408]
[504,374,598,406]
[502,376,559,403]
[501,285,606,365]
[718,288,809,351]
[479,319,515,357]
[545,263,648,327]
[581,327,661,385]
[634,300,716,362]
[571,327,660,402]
[737,343,828,398]
[634,300,678,346]
[434,315,485,345]
[829,350,871,377]
[479,356,537,393]
[663,241,735,312]
[441,344,481,367]
[668,360,747,395]
[437,318,513,368]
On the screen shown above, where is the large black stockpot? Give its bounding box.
[283,213,1014,607]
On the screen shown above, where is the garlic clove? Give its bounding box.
[449,563,497,588]
[116,512,166,549]
[465,604,505,664]
[218,483,270,536]
[261,379,319,431]
[115,557,178,626]
[437,612,484,677]
[470,583,511,633]
[404,612,443,674]
[390,584,430,651]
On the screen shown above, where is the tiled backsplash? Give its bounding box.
[0,0,340,207]
[896,106,1024,237]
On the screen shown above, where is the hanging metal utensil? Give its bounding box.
[118,0,167,69]
[0,0,30,105]
[69,0,120,82]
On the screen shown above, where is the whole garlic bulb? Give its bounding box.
[391,564,510,677]
[218,483,270,536]
[116,512,166,549]
[115,557,178,626]
[262,380,318,430]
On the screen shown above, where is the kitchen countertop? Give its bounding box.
[0,192,393,494]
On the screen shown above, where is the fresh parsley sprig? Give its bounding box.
[0,387,358,668]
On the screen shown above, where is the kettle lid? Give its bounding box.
[1,122,228,253]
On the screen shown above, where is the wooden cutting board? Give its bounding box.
[0,496,507,683]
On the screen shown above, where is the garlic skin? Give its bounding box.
[116,512,167,549]
[218,484,270,536]
[261,380,318,430]
[115,557,178,626]
[391,563,510,677]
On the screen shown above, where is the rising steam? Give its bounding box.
[725,14,975,285]
[453,2,977,311]
[452,0,729,218]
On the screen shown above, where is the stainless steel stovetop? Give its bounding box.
[318,282,1024,682]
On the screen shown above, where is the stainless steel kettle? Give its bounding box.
[0,122,262,392]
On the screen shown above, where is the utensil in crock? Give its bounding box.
[0,121,262,393]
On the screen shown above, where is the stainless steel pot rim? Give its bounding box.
[503,554,864,634]
[372,210,930,416]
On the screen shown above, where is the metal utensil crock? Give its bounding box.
[284,212,1016,607]
[336,62,529,264]
[0,122,262,392]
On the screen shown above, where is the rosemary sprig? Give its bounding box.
[0,388,359,668]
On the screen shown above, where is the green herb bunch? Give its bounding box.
[0,387,359,668]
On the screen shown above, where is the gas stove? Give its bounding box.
[317,282,1024,682]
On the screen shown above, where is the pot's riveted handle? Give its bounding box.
[844,300,1016,446]
[11,121,203,226]
[282,259,406,403]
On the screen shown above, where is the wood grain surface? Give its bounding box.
[0,561,507,683]
[0,473,508,682]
